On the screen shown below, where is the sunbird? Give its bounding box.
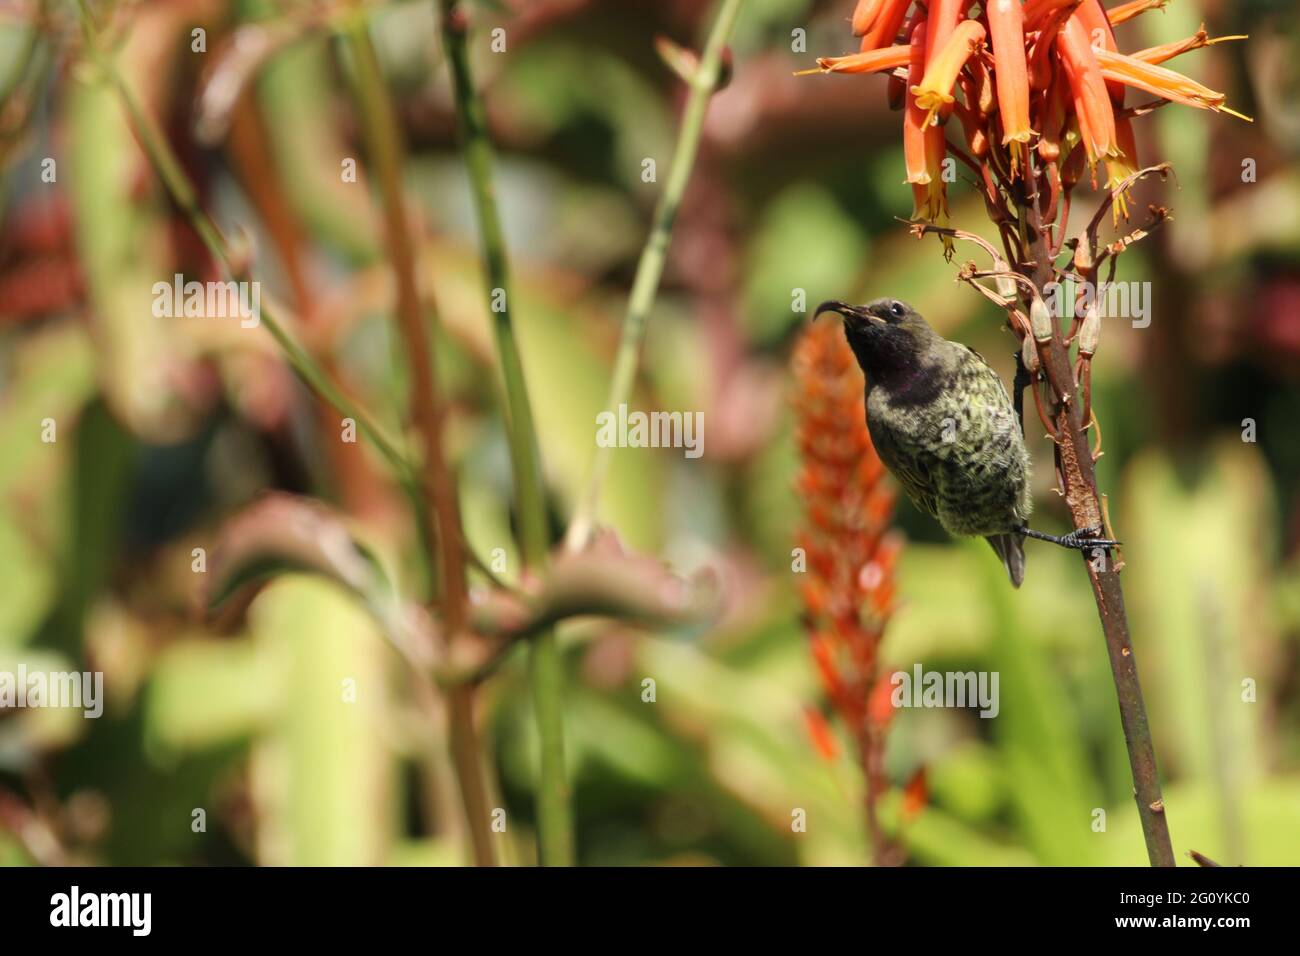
[816,298,1116,587]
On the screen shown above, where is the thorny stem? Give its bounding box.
[565,0,745,551]
[1019,161,1175,867]
[343,23,494,867]
[437,0,571,865]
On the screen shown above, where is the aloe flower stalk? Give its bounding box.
[801,0,1253,868]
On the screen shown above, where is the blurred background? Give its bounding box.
[1,0,1298,866]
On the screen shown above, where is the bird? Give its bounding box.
[814,297,1115,587]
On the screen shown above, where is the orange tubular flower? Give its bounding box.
[1075,0,1125,103]
[911,19,986,128]
[1093,47,1252,119]
[920,0,967,121]
[1024,0,1081,28]
[1057,16,1118,164]
[1027,0,1081,90]
[1106,0,1171,27]
[802,44,911,76]
[987,0,1034,173]
[1131,29,1248,67]
[965,54,996,116]
[902,20,950,242]
[902,20,931,186]
[851,0,885,37]
[923,0,967,65]
[859,0,911,53]
[1037,66,1069,162]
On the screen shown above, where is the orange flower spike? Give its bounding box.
[911,19,986,128]
[987,0,1034,174]
[1106,0,1171,27]
[859,0,912,53]
[1093,47,1253,120]
[851,0,885,37]
[1075,0,1125,103]
[1057,16,1119,164]
[799,44,912,76]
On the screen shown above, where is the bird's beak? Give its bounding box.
[814,300,884,325]
[814,300,852,320]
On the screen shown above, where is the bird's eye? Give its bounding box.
[889,301,906,319]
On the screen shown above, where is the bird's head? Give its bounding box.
[814,298,939,386]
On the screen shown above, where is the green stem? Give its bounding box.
[343,21,495,867]
[436,0,571,865]
[565,0,745,550]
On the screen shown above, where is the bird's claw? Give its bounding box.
[1018,524,1121,551]
[1060,525,1121,550]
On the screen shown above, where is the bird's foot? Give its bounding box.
[1018,524,1120,550]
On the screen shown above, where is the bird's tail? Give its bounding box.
[986,533,1025,588]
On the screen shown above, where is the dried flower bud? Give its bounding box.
[1021,331,1041,373]
[991,257,1017,302]
[1073,240,1093,274]
[1078,302,1102,356]
[1030,296,1054,342]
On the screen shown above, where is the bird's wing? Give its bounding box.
[867,414,940,519]
[961,344,1014,405]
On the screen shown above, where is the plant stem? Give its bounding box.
[343,23,495,867]
[565,0,745,550]
[1021,175,1175,868]
[436,0,571,865]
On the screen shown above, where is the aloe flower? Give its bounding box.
[987,0,1033,173]
[1106,0,1170,26]
[1058,15,1118,165]
[858,0,911,52]
[1093,46,1251,119]
[798,0,1248,230]
[911,18,986,128]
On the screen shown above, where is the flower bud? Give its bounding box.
[1078,303,1101,356]
[1030,296,1054,342]
[1021,333,1041,374]
[1073,240,1093,274]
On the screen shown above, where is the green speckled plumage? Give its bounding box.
[865,340,1031,536]
[821,297,1032,587]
